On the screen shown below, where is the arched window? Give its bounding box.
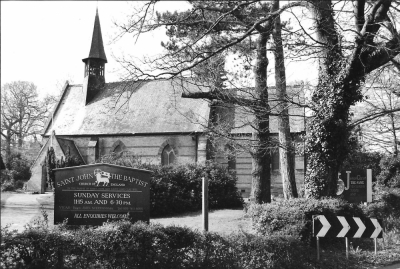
[110,140,126,155]
[161,144,175,166]
[113,145,122,154]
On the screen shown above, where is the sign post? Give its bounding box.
[202,177,208,232]
[54,164,151,226]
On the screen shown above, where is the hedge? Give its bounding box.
[1,220,315,269]
[246,197,365,245]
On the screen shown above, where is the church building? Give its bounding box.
[27,9,306,198]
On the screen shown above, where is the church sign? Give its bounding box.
[337,169,372,203]
[54,164,151,225]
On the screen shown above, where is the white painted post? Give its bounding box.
[367,169,372,202]
[345,237,349,259]
[202,177,208,232]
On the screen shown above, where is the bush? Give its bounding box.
[361,186,400,219]
[1,170,13,185]
[247,198,365,245]
[99,155,243,217]
[1,219,315,269]
[7,152,32,181]
[148,162,243,216]
[376,155,400,188]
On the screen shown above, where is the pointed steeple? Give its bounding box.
[82,8,107,105]
[83,8,107,63]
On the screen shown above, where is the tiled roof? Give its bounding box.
[44,80,210,136]
[83,9,107,62]
[44,80,305,136]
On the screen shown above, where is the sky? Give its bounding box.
[1,1,318,100]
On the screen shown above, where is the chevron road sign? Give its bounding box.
[313,215,383,238]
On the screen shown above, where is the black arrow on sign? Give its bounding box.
[363,216,376,237]
[344,216,358,238]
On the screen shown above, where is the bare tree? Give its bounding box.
[114,1,304,202]
[272,0,298,199]
[351,64,400,156]
[112,0,400,199]
[293,0,400,198]
[1,81,53,165]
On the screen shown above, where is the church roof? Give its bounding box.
[82,9,107,63]
[44,80,210,136]
[44,80,305,137]
[56,137,85,164]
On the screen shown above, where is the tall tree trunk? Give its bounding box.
[5,134,12,168]
[272,0,298,199]
[304,0,347,198]
[251,33,271,203]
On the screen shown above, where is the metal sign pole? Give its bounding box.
[345,237,349,259]
[374,238,377,254]
[317,237,320,260]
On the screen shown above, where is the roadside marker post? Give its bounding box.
[313,215,383,260]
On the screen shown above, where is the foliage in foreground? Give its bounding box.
[99,155,243,217]
[248,187,400,250]
[247,197,364,245]
[1,219,315,269]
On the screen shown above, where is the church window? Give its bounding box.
[161,144,175,166]
[110,140,126,155]
[113,145,122,154]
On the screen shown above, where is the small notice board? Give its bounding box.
[54,163,150,225]
[338,169,372,203]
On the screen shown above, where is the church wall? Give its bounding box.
[56,134,202,166]
[26,136,66,193]
[40,133,305,198]
[214,136,306,199]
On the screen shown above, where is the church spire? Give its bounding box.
[83,8,107,63]
[82,8,107,105]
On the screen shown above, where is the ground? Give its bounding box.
[1,192,253,235]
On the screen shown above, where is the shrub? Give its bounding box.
[361,186,400,219]
[247,198,365,245]
[7,152,32,181]
[376,154,400,188]
[1,218,315,269]
[342,150,382,180]
[1,170,13,185]
[99,155,243,217]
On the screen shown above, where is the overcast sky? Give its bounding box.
[1,1,317,99]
